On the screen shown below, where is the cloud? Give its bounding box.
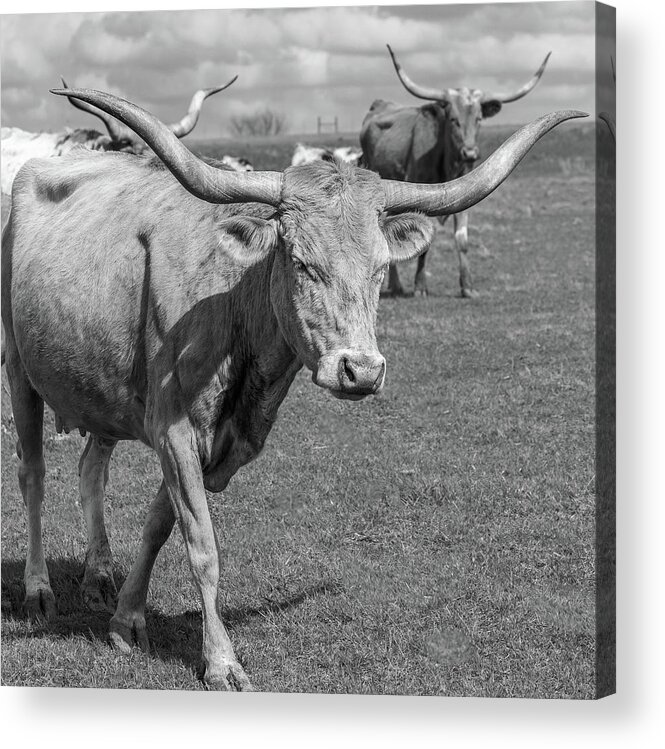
[381,1,594,39]
[1,4,596,137]
[1,13,86,86]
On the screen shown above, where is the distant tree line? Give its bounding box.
[229,108,288,137]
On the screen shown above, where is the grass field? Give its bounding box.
[191,120,595,176]
[1,123,598,696]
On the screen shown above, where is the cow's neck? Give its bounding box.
[232,252,300,377]
[453,158,474,179]
[189,252,302,491]
[442,123,472,180]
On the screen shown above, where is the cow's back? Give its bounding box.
[4,150,263,441]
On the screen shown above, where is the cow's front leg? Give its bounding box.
[158,425,253,692]
[454,211,476,298]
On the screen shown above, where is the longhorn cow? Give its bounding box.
[2,85,584,690]
[220,154,254,172]
[361,45,551,297]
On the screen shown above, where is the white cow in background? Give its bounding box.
[291,142,362,167]
[333,145,364,165]
[1,78,237,195]
[220,154,254,171]
[1,126,119,195]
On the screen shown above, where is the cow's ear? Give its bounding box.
[381,213,434,263]
[481,99,502,118]
[217,216,278,265]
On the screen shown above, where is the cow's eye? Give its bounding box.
[293,257,319,282]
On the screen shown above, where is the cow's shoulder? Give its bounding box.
[367,99,395,115]
[414,101,447,121]
[365,101,440,132]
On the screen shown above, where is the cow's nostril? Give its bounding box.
[343,358,356,383]
[374,361,386,388]
[331,353,385,395]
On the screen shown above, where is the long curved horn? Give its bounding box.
[382,110,587,215]
[50,88,282,206]
[60,76,136,143]
[483,52,551,104]
[387,44,448,102]
[168,76,238,138]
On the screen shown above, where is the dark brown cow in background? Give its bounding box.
[361,45,551,297]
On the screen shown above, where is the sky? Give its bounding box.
[0,2,596,138]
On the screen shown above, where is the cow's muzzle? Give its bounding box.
[461,146,480,162]
[314,350,386,399]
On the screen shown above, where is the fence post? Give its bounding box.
[316,116,339,135]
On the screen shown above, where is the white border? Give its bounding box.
[2,1,662,747]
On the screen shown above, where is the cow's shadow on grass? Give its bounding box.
[1,557,342,678]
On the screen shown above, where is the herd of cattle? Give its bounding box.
[1,46,554,299]
[1,44,585,691]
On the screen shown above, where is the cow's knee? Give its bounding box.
[17,455,45,502]
[455,227,475,298]
[455,225,469,253]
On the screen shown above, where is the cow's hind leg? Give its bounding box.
[5,353,54,621]
[109,481,175,652]
[384,263,407,297]
[78,435,118,612]
[454,211,477,299]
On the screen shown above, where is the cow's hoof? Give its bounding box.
[82,570,117,614]
[109,614,150,654]
[460,288,478,299]
[23,586,57,623]
[414,273,429,296]
[204,661,254,692]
